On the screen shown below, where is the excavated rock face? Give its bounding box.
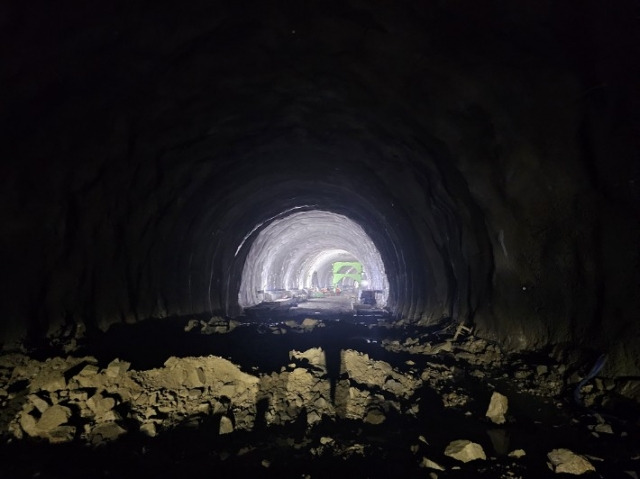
[2,1,639,374]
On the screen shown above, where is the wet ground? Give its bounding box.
[2,299,639,478]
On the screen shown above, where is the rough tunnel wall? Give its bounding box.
[1,0,639,374]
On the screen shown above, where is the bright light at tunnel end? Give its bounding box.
[238,210,389,308]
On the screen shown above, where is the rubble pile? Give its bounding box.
[382,333,574,402]
[336,349,422,422]
[547,448,596,475]
[1,325,638,477]
[0,346,423,445]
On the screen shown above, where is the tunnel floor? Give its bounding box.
[1,313,639,478]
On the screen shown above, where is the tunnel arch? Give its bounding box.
[237,210,389,308]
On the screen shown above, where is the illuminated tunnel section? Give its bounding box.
[238,210,389,308]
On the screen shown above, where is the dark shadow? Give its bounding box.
[254,397,269,431]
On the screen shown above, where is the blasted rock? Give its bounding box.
[547,448,595,475]
[420,457,445,470]
[219,416,234,435]
[140,422,157,437]
[444,440,486,463]
[485,391,508,424]
[364,408,386,425]
[486,391,509,424]
[36,404,72,432]
[87,392,116,417]
[90,422,127,445]
[106,359,131,378]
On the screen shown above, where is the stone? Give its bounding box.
[47,426,76,444]
[431,341,453,354]
[444,440,487,463]
[219,416,234,435]
[78,364,100,376]
[87,392,116,417]
[28,394,50,413]
[594,423,613,434]
[301,318,319,330]
[69,389,89,402]
[364,408,386,425]
[106,359,131,378]
[485,391,508,424]
[508,449,526,458]
[34,372,66,392]
[184,319,200,332]
[90,422,127,444]
[536,365,549,376]
[184,367,206,388]
[420,457,445,470]
[618,379,640,401]
[140,422,157,437]
[547,448,595,475]
[36,404,72,432]
[19,411,38,437]
[290,347,326,370]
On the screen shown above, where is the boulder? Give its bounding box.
[363,408,386,425]
[547,448,595,475]
[36,404,71,432]
[106,359,131,378]
[219,416,234,435]
[140,422,157,437]
[28,394,50,413]
[46,426,76,444]
[444,440,486,463]
[89,422,127,444]
[86,392,116,418]
[485,391,508,424]
[290,348,326,370]
[19,411,38,437]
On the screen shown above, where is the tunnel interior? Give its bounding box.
[2,0,640,477]
[238,209,389,308]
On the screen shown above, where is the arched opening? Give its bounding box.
[238,210,389,309]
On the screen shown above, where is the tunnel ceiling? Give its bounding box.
[2,1,640,374]
[238,210,389,307]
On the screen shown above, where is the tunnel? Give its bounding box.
[237,209,389,308]
[1,0,640,477]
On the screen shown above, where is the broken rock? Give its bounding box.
[363,407,386,425]
[87,392,116,418]
[486,391,508,424]
[547,448,595,475]
[140,422,157,437]
[508,449,526,458]
[219,416,234,435]
[106,359,131,378]
[420,457,445,471]
[36,404,72,433]
[444,440,487,463]
[90,422,127,444]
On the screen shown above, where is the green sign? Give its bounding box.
[332,262,363,286]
